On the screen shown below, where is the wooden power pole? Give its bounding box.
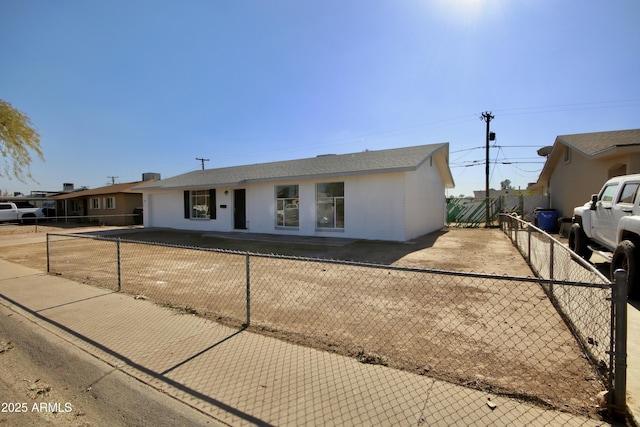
[481,112,495,227]
[196,157,210,170]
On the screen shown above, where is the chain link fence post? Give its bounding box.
[46,233,50,273]
[549,239,554,281]
[611,269,628,420]
[527,223,532,264]
[117,239,122,292]
[245,253,251,327]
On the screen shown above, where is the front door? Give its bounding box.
[234,189,247,229]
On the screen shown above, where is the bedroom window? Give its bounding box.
[276,185,299,227]
[316,182,344,229]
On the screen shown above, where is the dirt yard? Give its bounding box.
[0,225,607,418]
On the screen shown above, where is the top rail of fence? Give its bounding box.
[46,231,610,289]
[499,213,611,284]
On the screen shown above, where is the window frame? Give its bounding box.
[275,185,299,228]
[90,198,101,209]
[316,182,344,230]
[104,197,116,210]
[183,189,216,220]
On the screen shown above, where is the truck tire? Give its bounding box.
[569,223,592,260]
[611,240,639,298]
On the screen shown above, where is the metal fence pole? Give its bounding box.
[117,239,122,292]
[527,224,532,264]
[245,254,251,327]
[46,233,50,273]
[611,269,628,419]
[549,239,554,280]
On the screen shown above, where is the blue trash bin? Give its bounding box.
[535,209,558,232]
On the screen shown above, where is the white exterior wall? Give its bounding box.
[142,170,445,241]
[144,189,235,232]
[245,175,408,241]
[404,159,446,240]
[343,173,406,241]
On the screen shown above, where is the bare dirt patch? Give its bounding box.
[0,227,606,417]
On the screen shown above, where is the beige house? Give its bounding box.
[529,129,640,218]
[54,180,156,226]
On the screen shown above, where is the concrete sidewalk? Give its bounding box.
[0,259,615,426]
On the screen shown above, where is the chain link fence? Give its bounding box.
[500,213,629,417]
[499,214,612,364]
[45,231,619,424]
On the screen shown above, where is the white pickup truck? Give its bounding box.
[570,174,640,297]
[0,202,46,224]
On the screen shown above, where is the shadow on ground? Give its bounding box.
[96,228,451,265]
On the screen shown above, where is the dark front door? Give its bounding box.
[234,189,247,229]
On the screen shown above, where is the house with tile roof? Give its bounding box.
[529,129,640,218]
[134,143,454,241]
[54,178,158,225]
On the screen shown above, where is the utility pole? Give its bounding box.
[480,111,495,227]
[196,157,210,170]
[107,176,118,185]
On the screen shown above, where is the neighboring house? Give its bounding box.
[471,189,525,200]
[134,144,455,241]
[528,129,640,218]
[54,178,157,226]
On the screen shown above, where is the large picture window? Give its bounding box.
[183,189,216,220]
[316,182,344,229]
[276,185,299,227]
[191,190,210,219]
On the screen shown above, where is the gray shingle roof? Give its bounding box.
[558,129,640,156]
[135,143,450,190]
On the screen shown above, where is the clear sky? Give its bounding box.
[1,0,639,197]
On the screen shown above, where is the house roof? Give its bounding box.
[535,129,640,184]
[134,143,454,191]
[54,180,153,200]
[558,129,640,157]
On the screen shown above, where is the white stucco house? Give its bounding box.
[133,143,454,241]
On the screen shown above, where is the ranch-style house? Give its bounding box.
[133,143,454,242]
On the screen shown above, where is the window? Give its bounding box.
[276,185,299,227]
[91,198,100,209]
[564,147,572,163]
[104,197,116,209]
[70,200,81,213]
[316,182,344,229]
[599,184,619,203]
[191,190,210,219]
[618,183,640,205]
[183,189,216,220]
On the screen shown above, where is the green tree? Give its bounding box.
[500,179,513,191]
[0,99,44,182]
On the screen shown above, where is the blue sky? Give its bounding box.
[1,0,639,197]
